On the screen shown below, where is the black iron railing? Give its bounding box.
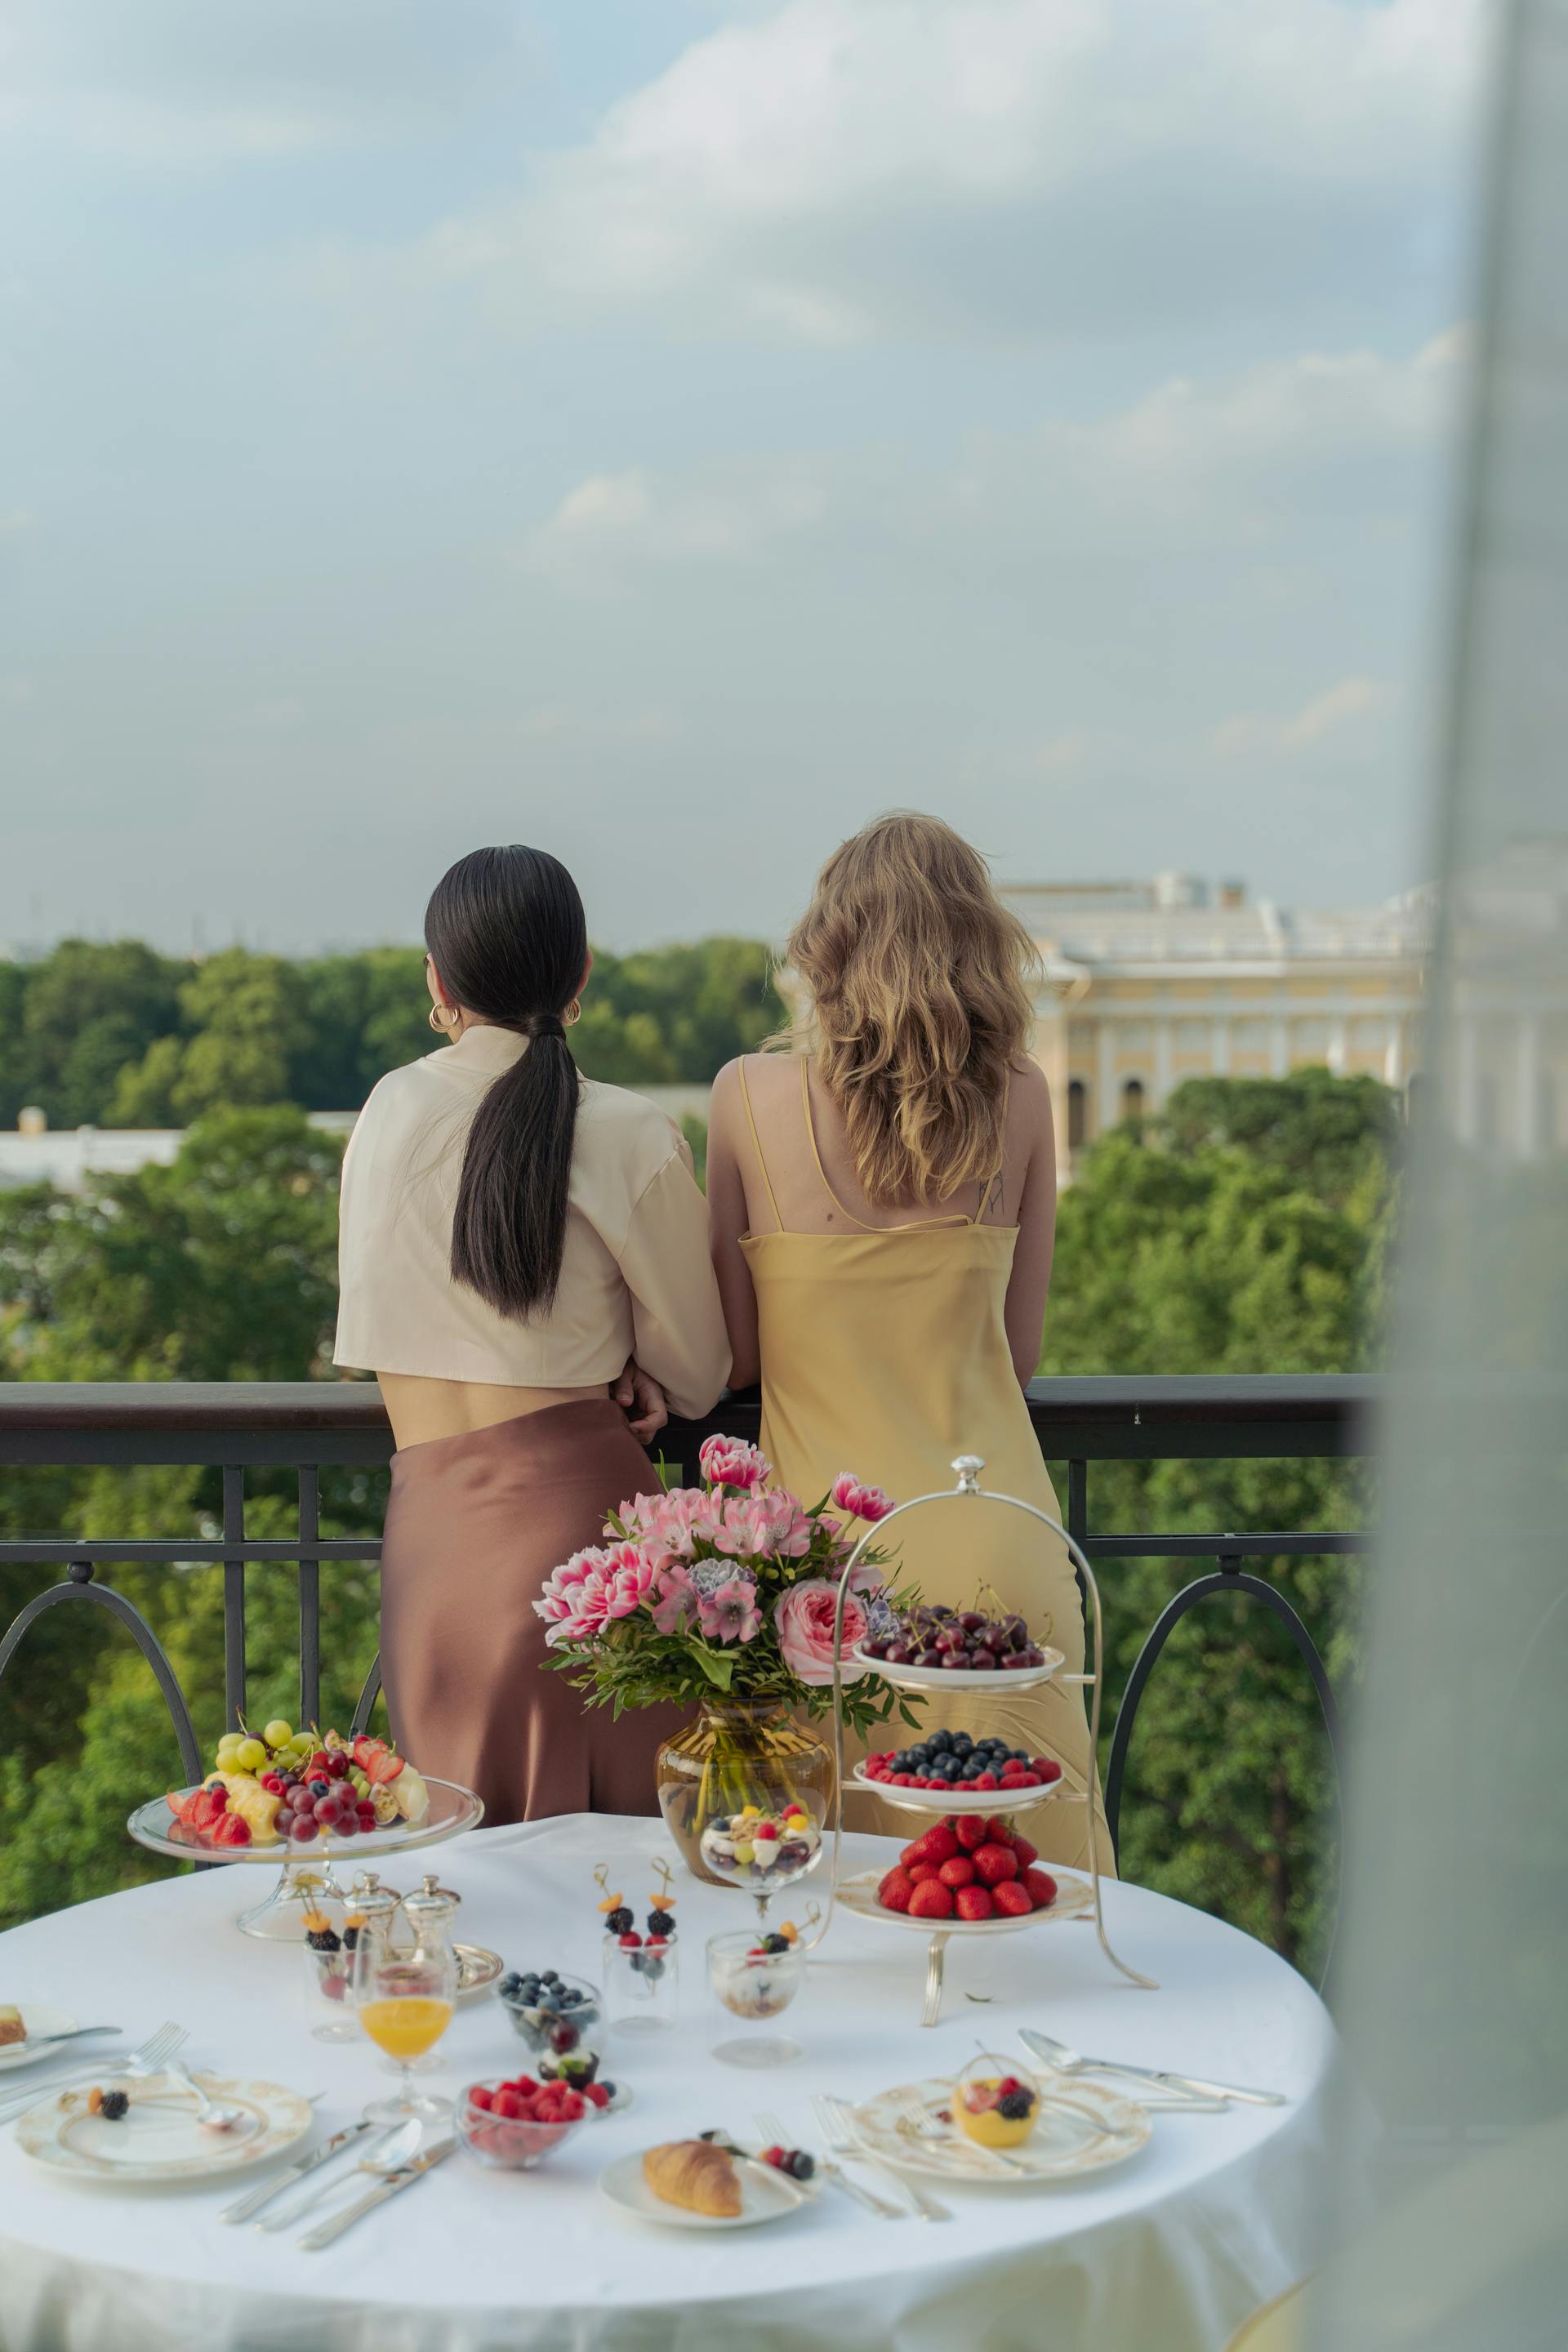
[0,1376,1373,1854]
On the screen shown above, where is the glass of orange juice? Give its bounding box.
[352,1886,458,2125]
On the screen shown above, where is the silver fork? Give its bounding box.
[892,2087,1033,2176]
[754,2106,904,2221]
[0,2020,187,2123]
[813,2093,951,2223]
[1019,2029,1269,2108]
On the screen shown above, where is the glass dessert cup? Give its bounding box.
[697,1797,826,1929]
[499,1973,605,2078]
[300,1897,357,2042]
[952,2053,1044,2150]
[604,1935,679,2034]
[707,1929,804,2069]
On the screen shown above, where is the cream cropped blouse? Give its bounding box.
[333,1024,730,1419]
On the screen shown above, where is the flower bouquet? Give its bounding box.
[535,1437,922,1882]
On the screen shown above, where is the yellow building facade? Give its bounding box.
[1003,876,1432,1187]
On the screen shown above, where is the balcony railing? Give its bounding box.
[0,1376,1373,1873]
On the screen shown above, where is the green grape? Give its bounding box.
[234,1737,267,1772]
[262,1719,293,1751]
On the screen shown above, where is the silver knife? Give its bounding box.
[1018,2030,1285,2108]
[298,2136,457,2251]
[219,2118,379,2224]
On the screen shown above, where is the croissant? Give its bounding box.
[643,2139,742,2218]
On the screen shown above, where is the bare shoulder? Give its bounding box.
[715,1049,795,1120]
[1007,1056,1054,1126]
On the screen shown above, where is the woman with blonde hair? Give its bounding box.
[706,813,1107,1867]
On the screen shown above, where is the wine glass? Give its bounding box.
[351,1884,457,2126]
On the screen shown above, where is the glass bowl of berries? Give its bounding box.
[497,1971,604,2082]
[952,2054,1043,2149]
[457,2076,592,2170]
[598,1860,681,2034]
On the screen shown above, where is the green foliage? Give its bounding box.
[1040,1071,1394,1974]
[2,935,784,1129]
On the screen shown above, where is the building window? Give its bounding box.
[1067,1080,1088,1149]
[1174,1018,1211,1052]
[1121,1078,1146,1125]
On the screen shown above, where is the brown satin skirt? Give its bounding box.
[379,1398,687,1826]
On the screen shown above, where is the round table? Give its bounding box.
[0,1815,1332,2352]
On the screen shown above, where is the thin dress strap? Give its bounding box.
[800,1058,971,1233]
[737,1058,783,1232]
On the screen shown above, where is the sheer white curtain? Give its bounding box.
[1314,3,1568,2345]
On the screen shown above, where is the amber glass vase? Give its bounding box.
[655,1699,835,1888]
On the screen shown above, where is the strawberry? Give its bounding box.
[938,1855,975,1889]
[212,1811,252,1846]
[877,1865,915,1913]
[511,2074,540,2096]
[468,2086,493,2112]
[907,1878,955,1921]
[352,1735,404,1785]
[902,1822,959,1869]
[984,1816,1014,1845]
[559,2090,586,2121]
[906,1862,940,1884]
[992,1878,1032,1917]
[1011,1835,1039,1868]
[494,2087,525,2120]
[1022,1866,1059,1909]
[954,1884,995,1922]
[954,1813,988,1851]
[973,1841,1019,1887]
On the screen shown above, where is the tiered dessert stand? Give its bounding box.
[126,1777,484,1942]
[816,1454,1156,2024]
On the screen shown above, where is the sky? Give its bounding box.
[0,0,1490,955]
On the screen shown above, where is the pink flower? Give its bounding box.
[601,1540,657,1620]
[635,1487,721,1561]
[699,1435,771,1491]
[697,1575,763,1644]
[534,1546,616,1646]
[650,1564,695,1637]
[831,1473,896,1524]
[773,1579,870,1686]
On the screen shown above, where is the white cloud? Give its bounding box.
[400,0,1481,343]
[1211,676,1394,757]
[517,459,829,581]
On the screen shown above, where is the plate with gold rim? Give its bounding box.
[0,2002,81,2073]
[849,2075,1150,2183]
[14,2072,313,2185]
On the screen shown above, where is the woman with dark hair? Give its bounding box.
[336,845,729,1823]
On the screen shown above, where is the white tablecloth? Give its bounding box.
[0,1816,1332,2352]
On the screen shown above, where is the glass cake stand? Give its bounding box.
[127,1775,484,1940]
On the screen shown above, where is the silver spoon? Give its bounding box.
[164,2058,252,2136]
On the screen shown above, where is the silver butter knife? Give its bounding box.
[219,2118,378,2225]
[1018,2029,1285,2107]
[299,2136,457,2252]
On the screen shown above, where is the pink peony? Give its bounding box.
[601,1540,657,1620]
[534,1546,616,1646]
[697,1575,763,1644]
[699,1435,770,1490]
[831,1473,896,1524]
[773,1579,870,1686]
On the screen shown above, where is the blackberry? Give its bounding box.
[761,1932,791,1955]
[998,2090,1034,2121]
[306,1927,342,1953]
[786,2150,815,2180]
[99,2089,129,2121]
[343,1925,361,1952]
[647,1908,675,1936]
[605,1907,634,1936]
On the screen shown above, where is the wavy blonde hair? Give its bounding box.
[785,813,1038,1207]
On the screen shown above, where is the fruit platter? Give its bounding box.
[126,1719,483,1941]
[853,1601,1065,1692]
[835,1812,1095,1935]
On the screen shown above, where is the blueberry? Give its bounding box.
[541,1969,560,1986]
[499,1971,523,1996]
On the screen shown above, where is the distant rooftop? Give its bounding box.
[1001,874,1433,967]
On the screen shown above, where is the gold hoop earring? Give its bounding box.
[564,1000,581,1028]
[429,1004,458,1034]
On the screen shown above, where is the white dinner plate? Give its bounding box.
[848,1765,1073,1814]
[599,2147,821,2230]
[15,2071,313,2185]
[851,1644,1066,1693]
[836,1864,1096,1936]
[0,2002,80,2072]
[849,2075,1151,2183]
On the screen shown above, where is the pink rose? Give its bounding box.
[831,1473,896,1524]
[699,1435,771,1491]
[773,1579,870,1686]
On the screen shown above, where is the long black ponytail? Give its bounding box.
[425,844,587,1321]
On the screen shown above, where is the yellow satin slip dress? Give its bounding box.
[737,1058,1112,1872]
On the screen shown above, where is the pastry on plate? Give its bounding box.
[642,2139,742,2218]
[0,2006,24,2048]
